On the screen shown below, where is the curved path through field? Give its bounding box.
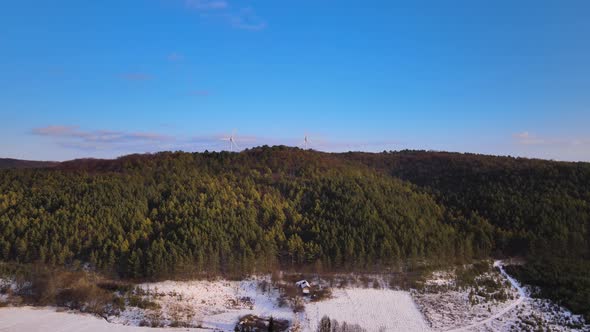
[444,261,526,332]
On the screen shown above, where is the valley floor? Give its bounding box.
[0,261,588,332]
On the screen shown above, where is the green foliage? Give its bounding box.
[346,150,590,318]
[346,150,590,260]
[0,148,464,279]
[0,263,124,317]
[0,147,589,316]
[506,258,590,321]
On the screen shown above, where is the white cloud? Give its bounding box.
[513,131,589,147]
[32,125,402,155]
[33,126,173,151]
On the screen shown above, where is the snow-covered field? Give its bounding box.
[111,278,432,331]
[0,276,430,332]
[413,267,519,331]
[0,307,207,332]
[111,278,295,331]
[305,288,430,332]
[1,264,588,332]
[413,261,589,332]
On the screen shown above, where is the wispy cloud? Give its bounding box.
[31,125,263,153]
[33,126,172,142]
[186,133,259,150]
[120,73,152,81]
[32,125,399,155]
[32,126,173,151]
[511,131,590,161]
[32,125,78,136]
[295,137,399,152]
[513,131,590,147]
[183,0,266,31]
[513,131,545,145]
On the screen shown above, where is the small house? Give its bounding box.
[295,280,311,295]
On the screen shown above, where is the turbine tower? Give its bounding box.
[221,130,240,152]
[303,133,311,149]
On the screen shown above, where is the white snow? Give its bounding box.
[305,288,431,332]
[494,260,526,299]
[413,260,589,332]
[442,262,525,332]
[112,278,295,331]
[0,278,432,332]
[0,307,208,332]
[1,265,586,332]
[115,279,431,331]
[0,277,17,302]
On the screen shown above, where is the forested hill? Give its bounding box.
[344,151,590,259]
[0,148,461,279]
[0,158,58,169]
[0,147,589,281]
[345,150,590,320]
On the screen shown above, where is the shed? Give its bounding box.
[295,280,311,294]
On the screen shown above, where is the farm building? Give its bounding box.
[295,280,311,295]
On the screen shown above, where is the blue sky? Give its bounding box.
[1,0,589,161]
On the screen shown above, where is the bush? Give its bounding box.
[127,294,160,310]
[317,316,331,332]
[317,316,367,332]
[311,287,332,302]
[97,280,133,293]
[506,258,590,321]
[2,264,125,318]
[292,297,305,313]
[235,315,289,332]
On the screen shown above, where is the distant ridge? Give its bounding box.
[0,158,59,169]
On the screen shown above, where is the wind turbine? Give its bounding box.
[221,130,240,152]
[303,133,311,149]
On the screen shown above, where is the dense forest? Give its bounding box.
[344,150,590,319]
[0,158,58,169]
[0,147,589,317]
[345,151,590,259]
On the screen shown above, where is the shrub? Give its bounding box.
[235,315,289,332]
[311,287,332,302]
[127,294,160,310]
[317,316,367,332]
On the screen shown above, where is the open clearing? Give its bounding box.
[305,288,430,332]
[413,261,589,332]
[0,278,430,332]
[1,264,588,332]
[111,278,294,330]
[0,307,207,332]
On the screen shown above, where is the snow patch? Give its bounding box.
[0,306,208,332]
[112,277,294,331]
[305,288,431,332]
